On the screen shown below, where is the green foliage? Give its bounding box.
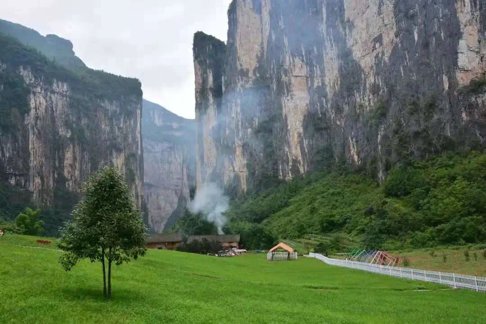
[0,33,142,103]
[15,207,44,235]
[224,221,276,250]
[226,152,486,250]
[172,210,218,237]
[384,166,427,198]
[177,239,223,255]
[0,71,30,132]
[458,74,486,95]
[0,219,19,233]
[313,235,348,256]
[58,167,146,298]
[0,181,32,221]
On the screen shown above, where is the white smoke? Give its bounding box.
[189,183,229,234]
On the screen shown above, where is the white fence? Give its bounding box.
[267,252,298,261]
[308,253,486,292]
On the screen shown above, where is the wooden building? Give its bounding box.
[146,233,183,250]
[187,235,240,249]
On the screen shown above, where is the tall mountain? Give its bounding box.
[142,99,195,233]
[0,20,143,234]
[194,0,486,194]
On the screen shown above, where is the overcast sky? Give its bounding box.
[2,0,232,119]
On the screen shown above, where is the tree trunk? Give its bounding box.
[101,248,107,298]
[108,247,112,298]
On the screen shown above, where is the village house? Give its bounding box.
[187,235,240,249]
[146,233,183,250]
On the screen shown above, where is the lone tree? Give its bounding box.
[58,166,146,298]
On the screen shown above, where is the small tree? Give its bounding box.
[58,167,146,298]
[15,207,44,235]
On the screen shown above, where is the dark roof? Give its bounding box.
[187,235,240,244]
[146,233,183,244]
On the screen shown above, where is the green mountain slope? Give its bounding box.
[225,152,486,250]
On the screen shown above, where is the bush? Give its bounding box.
[224,221,276,250]
[172,210,218,237]
[384,166,427,198]
[15,208,44,235]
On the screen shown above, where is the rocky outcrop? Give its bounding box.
[0,23,143,233]
[142,100,195,233]
[194,0,486,194]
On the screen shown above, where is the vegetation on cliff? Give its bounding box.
[0,24,143,235]
[225,152,486,250]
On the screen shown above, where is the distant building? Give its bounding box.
[146,233,183,250]
[187,235,240,249]
[267,242,298,261]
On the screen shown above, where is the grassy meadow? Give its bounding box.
[394,246,486,277]
[1,234,485,323]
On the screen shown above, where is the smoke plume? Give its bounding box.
[189,182,229,234]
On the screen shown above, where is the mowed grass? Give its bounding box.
[0,235,485,323]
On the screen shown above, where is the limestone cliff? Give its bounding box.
[0,22,143,233]
[142,100,195,233]
[194,0,486,194]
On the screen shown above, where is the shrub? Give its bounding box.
[15,208,44,235]
[384,166,427,198]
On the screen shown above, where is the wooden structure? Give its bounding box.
[146,233,183,250]
[348,249,399,266]
[187,235,240,248]
[267,242,298,261]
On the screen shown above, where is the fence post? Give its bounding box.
[475,276,479,292]
[453,273,456,288]
[411,270,414,281]
[439,272,442,284]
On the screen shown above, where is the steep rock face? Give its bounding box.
[0,24,143,233]
[142,100,195,233]
[195,0,486,193]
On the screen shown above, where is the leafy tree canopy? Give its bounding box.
[58,166,146,298]
[15,207,43,235]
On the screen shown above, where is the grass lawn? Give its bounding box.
[0,234,485,323]
[395,247,486,277]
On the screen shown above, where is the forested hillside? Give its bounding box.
[225,152,486,250]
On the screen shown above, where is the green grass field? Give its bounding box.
[395,247,486,277]
[0,235,485,323]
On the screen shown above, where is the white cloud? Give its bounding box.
[1,0,232,119]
